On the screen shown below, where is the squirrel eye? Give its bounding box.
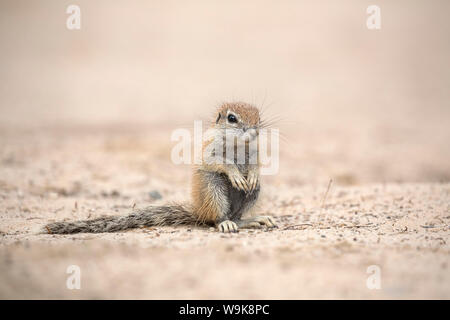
[227,114,237,123]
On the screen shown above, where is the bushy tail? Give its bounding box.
[43,204,203,234]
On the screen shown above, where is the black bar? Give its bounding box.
[0,300,447,319]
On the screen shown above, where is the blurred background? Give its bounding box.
[1,0,450,184]
[1,0,449,186]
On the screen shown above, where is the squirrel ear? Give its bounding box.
[216,113,221,123]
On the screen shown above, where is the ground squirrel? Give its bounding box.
[43,102,277,234]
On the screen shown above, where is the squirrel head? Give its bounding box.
[214,102,260,142]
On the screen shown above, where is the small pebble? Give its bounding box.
[148,190,162,200]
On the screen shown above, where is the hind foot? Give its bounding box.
[217,220,239,233]
[237,216,277,229]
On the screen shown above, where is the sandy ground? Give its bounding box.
[0,1,449,299]
[0,127,448,299]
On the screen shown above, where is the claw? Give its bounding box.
[246,170,259,193]
[229,172,249,192]
[254,216,278,228]
[236,216,278,230]
[218,220,239,233]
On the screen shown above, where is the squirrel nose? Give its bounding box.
[247,128,257,137]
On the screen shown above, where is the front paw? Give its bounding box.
[229,171,249,193]
[217,220,239,233]
[247,170,259,192]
